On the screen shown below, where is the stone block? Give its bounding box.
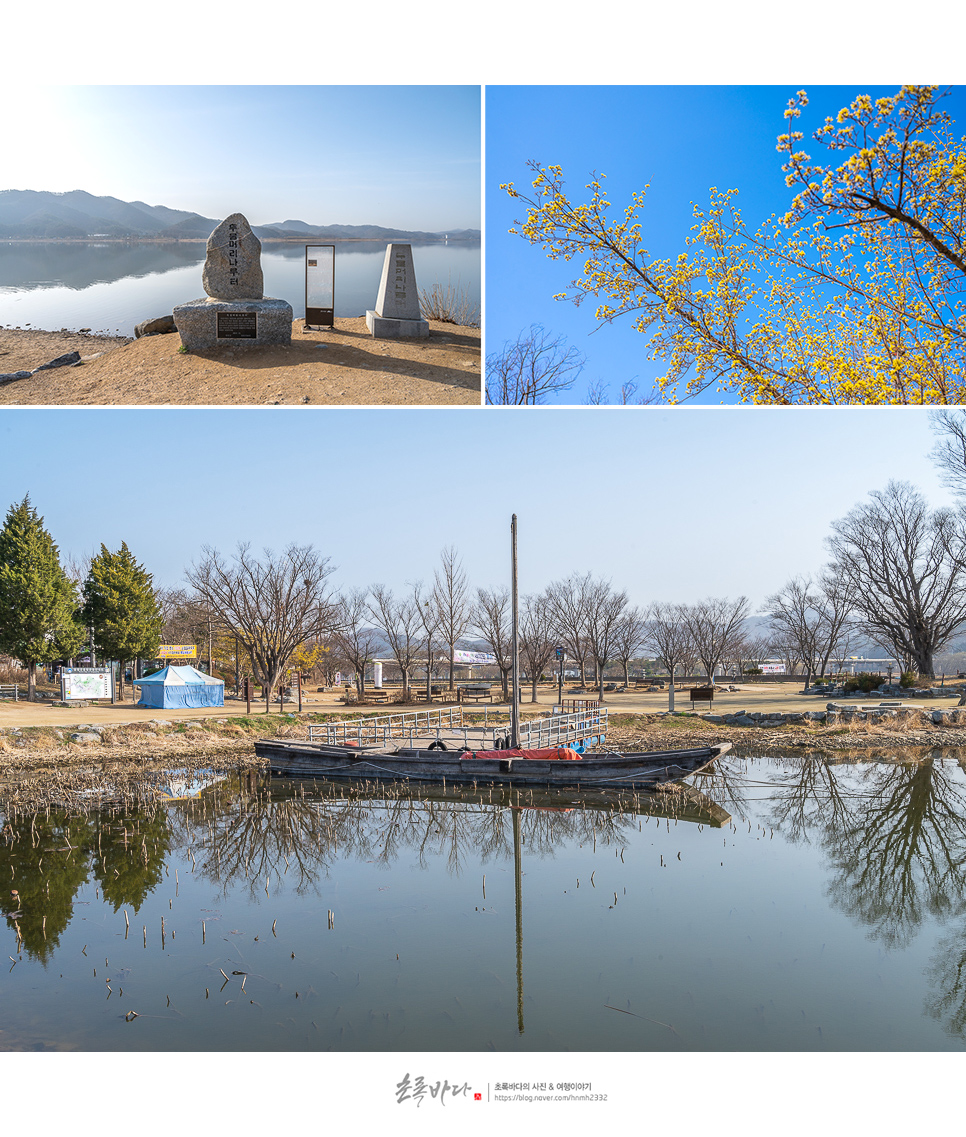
[203,213,263,300]
[135,315,177,338]
[34,351,81,371]
[173,298,293,351]
[372,243,422,321]
[365,311,430,338]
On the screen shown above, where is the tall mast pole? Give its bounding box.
[510,514,520,749]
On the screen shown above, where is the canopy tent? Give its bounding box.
[134,665,225,709]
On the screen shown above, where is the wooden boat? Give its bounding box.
[258,515,732,794]
[255,737,731,790]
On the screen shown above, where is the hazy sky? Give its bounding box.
[0,406,955,613]
[5,87,481,231]
[486,84,966,405]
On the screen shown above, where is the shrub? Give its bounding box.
[856,672,884,692]
[419,279,480,327]
[899,670,918,688]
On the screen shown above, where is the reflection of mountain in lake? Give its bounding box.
[0,240,480,335]
[0,242,205,291]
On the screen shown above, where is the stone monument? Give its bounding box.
[173,213,293,350]
[365,243,429,338]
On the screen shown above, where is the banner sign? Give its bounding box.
[759,663,786,673]
[453,650,497,665]
[159,645,198,658]
[61,668,113,700]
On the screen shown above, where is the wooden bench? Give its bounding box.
[689,686,715,709]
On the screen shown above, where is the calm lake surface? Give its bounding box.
[0,240,480,337]
[3,751,966,1052]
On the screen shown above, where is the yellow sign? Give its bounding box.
[159,645,198,658]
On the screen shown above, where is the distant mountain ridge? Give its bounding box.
[0,190,479,241]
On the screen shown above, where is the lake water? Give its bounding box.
[0,240,480,338]
[3,751,966,1053]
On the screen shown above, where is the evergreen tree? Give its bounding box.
[0,496,83,699]
[82,542,163,695]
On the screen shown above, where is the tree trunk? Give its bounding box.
[27,662,37,701]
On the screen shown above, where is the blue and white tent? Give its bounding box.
[134,665,225,709]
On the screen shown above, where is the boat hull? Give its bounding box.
[255,739,731,790]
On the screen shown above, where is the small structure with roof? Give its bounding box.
[134,665,225,709]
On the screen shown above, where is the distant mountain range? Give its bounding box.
[0,190,479,241]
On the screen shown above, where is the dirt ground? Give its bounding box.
[0,319,481,405]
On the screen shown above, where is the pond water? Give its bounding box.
[3,751,966,1053]
[0,240,480,338]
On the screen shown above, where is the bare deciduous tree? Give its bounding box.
[473,586,512,700]
[930,409,966,501]
[545,572,592,686]
[765,575,855,687]
[739,631,776,674]
[332,587,382,700]
[582,577,629,701]
[826,481,966,678]
[186,542,335,713]
[519,592,557,703]
[612,605,648,686]
[682,596,751,685]
[433,546,472,690]
[485,325,586,405]
[368,583,422,702]
[646,603,694,711]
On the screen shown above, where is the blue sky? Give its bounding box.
[5,87,481,232]
[0,406,954,612]
[486,85,966,405]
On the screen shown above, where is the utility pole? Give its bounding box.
[510,514,520,749]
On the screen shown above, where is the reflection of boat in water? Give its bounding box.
[267,774,733,827]
[256,739,731,791]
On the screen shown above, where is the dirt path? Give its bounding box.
[0,319,480,405]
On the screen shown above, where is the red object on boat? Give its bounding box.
[462,747,582,761]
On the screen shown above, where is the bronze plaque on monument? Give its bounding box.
[216,312,258,339]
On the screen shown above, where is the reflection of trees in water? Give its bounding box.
[924,926,966,1039]
[175,780,677,897]
[0,805,172,961]
[712,751,966,1042]
[91,810,171,913]
[748,754,966,949]
[761,755,854,844]
[181,789,336,899]
[693,756,758,823]
[820,759,966,950]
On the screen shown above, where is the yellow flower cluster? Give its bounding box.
[500,86,965,405]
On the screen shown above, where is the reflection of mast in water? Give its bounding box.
[513,806,524,1034]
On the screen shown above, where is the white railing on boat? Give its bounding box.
[307,705,607,750]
